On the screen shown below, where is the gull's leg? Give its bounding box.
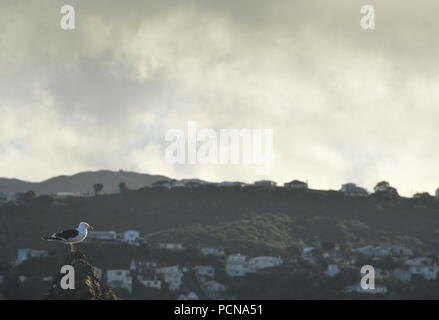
[69,243,75,252]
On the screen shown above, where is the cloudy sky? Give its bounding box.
[1,0,439,195]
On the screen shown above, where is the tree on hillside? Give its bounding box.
[93,183,104,195]
[373,181,399,198]
[118,182,128,192]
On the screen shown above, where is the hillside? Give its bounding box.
[0,170,169,197]
[1,186,439,261]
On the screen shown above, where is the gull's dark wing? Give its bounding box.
[53,229,79,239]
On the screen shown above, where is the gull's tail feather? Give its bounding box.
[41,236,63,241]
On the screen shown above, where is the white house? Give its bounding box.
[200,247,225,256]
[284,180,308,189]
[254,180,277,188]
[156,266,184,291]
[137,275,162,289]
[15,249,48,266]
[405,258,437,280]
[225,254,256,277]
[325,264,340,277]
[216,181,244,187]
[107,270,132,293]
[203,280,227,299]
[157,243,184,250]
[340,183,369,197]
[390,268,412,281]
[130,260,157,272]
[249,256,283,270]
[177,291,200,300]
[54,192,82,199]
[121,230,140,244]
[390,245,413,257]
[88,230,117,241]
[194,266,215,279]
[353,246,391,258]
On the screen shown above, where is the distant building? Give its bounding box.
[88,231,117,241]
[390,268,412,281]
[353,246,391,258]
[157,243,184,250]
[225,254,256,277]
[405,258,437,280]
[340,183,369,197]
[156,266,184,291]
[248,256,283,270]
[254,180,277,188]
[202,280,227,299]
[107,270,132,293]
[325,264,340,277]
[137,275,162,289]
[390,245,413,257]
[15,249,48,266]
[215,181,246,188]
[121,230,140,244]
[54,192,82,199]
[284,180,308,189]
[194,266,215,279]
[200,247,225,256]
[151,180,177,189]
[130,260,157,273]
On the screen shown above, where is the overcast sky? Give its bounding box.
[1,0,439,195]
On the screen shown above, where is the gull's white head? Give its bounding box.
[79,221,95,231]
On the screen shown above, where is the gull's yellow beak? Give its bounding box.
[88,225,95,231]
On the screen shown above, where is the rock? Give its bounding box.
[47,251,119,300]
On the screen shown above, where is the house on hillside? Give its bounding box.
[120,230,141,244]
[15,249,48,266]
[254,180,277,188]
[88,230,117,241]
[248,256,283,270]
[202,280,227,299]
[340,183,369,197]
[353,246,391,258]
[157,242,184,250]
[390,245,413,257]
[325,264,340,277]
[215,181,246,188]
[405,257,437,280]
[54,192,82,199]
[225,254,256,277]
[151,180,177,189]
[284,180,308,189]
[194,266,215,279]
[200,247,225,256]
[390,268,412,281]
[130,260,157,273]
[156,266,184,291]
[107,269,132,293]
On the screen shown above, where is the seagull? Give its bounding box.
[42,222,95,252]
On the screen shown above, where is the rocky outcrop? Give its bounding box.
[47,251,119,300]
